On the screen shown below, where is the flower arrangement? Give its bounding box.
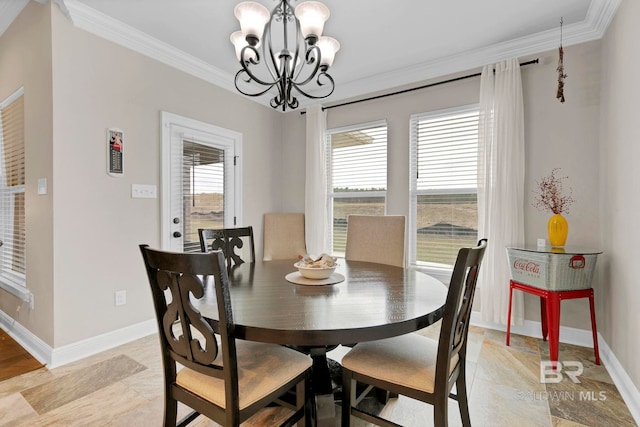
[532,168,574,215]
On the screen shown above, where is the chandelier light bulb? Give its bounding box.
[234,2,270,45]
[317,36,340,68]
[230,31,257,62]
[294,1,330,44]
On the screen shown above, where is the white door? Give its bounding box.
[161,112,242,252]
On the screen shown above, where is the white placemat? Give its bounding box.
[285,272,345,286]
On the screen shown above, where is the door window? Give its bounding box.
[161,113,241,252]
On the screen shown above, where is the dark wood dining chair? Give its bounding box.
[345,215,406,267]
[341,239,487,427]
[198,226,255,268]
[139,245,313,427]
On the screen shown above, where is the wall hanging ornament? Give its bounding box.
[556,17,567,103]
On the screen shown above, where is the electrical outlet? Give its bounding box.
[115,290,127,306]
[37,178,47,195]
[537,238,546,248]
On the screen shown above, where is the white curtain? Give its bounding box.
[478,59,525,325]
[304,104,329,255]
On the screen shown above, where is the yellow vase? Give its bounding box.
[548,214,568,247]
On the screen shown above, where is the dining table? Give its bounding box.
[192,258,448,424]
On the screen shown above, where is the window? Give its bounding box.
[409,105,479,271]
[0,87,28,301]
[326,121,387,255]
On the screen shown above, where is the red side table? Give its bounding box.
[505,246,602,366]
[506,280,600,365]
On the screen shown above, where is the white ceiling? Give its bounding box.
[0,0,620,111]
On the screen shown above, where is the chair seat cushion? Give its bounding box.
[341,333,458,394]
[176,340,311,409]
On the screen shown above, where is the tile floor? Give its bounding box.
[0,324,636,426]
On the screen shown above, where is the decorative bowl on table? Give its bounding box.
[294,254,338,280]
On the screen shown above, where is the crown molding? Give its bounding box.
[323,0,622,107]
[0,0,29,38]
[44,0,623,111]
[586,0,622,36]
[60,0,236,95]
[52,0,71,21]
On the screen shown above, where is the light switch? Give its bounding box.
[37,178,47,195]
[131,184,157,199]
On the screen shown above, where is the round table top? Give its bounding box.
[193,259,448,347]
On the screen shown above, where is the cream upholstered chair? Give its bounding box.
[341,239,487,427]
[139,245,313,427]
[263,213,307,260]
[344,215,406,267]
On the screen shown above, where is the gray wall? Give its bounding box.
[1,2,286,348]
[49,4,291,347]
[599,0,640,390]
[283,41,602,331]
[283,22,639,390]
[0,1,55,345]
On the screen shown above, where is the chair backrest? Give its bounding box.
[199,226,255,267]
[263,213,306,260]
[139,245,241,413]
[435,239,487,391]
[344,215,406,267]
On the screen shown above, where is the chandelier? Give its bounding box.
[230,0,340,111]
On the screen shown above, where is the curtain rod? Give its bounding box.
[300,58,539,115]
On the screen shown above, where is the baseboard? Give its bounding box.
[471,312,640,425]
[49,319,158,368]
[470,311,597,347]
[597,335,640,424]
[0,308,158,369]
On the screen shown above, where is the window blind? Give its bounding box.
[0,88,27,300]
[326,121,387,254]
[182,139,225,253]
[410,106,479,267]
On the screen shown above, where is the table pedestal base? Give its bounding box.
[308,346,342,426]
